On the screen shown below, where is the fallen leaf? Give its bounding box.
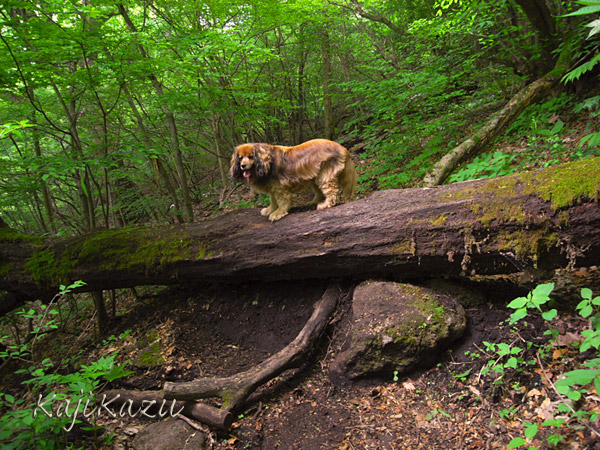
[527,388,542,397]
[402,381,416,391]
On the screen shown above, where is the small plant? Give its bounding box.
[0,281,133,449]
[499,285,600,448]
[448,150,516,183]
[507,282,557,325]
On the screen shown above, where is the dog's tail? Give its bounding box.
[340,155,358,202]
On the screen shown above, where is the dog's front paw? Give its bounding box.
[260,207,272,216]
[316,201,334,210]
[269,210,288,221]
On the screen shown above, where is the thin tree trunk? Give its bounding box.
[118,4,194,222]
[322,29,334,141]
[122,83,185,223]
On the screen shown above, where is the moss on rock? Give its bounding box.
[331,281,467,379]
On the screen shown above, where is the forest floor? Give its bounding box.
[2,97,600,449]
[58,278,598,450]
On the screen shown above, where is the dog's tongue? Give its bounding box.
[243,170,251,178]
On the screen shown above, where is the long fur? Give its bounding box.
[230,139,357,221]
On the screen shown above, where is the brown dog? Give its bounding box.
[230,139,357,221]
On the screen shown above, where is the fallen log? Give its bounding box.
[1,158,599,312]
[423,73,559,186]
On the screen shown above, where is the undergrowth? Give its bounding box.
[455,283,600,449]
[0,282,133,449]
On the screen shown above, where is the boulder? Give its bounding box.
[332,281,467,379]
[132,418,206,450]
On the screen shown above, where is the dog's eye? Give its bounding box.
[248,155,254,159]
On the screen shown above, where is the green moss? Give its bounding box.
[443,158,600,226]
[391,240,415,256]
[444,177,526,225]
[0,262,13,277]
[521,157,600,210]
[430,214,447,227]
[24,249,74,286]
[136,342,164,367]
[73,228,204,272]
[0,226,44,245]
[496,230,558,264]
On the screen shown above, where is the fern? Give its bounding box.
[562,53,600,83]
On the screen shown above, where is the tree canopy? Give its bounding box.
[2,0,597,234]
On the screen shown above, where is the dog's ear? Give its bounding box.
[229,150,242,180]
[254,144,272,179]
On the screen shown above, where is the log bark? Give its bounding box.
[423,74,559,187]
[1,157,599,312]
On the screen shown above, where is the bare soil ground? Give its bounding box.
[80,279,600,450]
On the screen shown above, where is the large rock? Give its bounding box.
[132,418,206,450]
[332,281,467,379]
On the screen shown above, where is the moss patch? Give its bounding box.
[443,157,600,225]
[496,229,558,263]
[521,157,600,210]
[0,226,44,245]
[21,227,214,287]
[444,177,526,225]
[24,249,74,286]
[72,228,211,272]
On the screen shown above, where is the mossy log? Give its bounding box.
[1,158,600,312]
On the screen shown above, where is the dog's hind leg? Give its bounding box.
[309,182,326,205]
[315,160,344,210]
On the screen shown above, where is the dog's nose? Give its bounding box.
[240,163,247,170]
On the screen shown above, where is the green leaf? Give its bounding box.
[496,343,512,356]
[563,4,600,16]
[561,369,599,385]
[505,357,518,369]
[508,437,526,448]
[582,288,593,300]
[580,305,594,318]
[510,308,528,323]
[524,423,538,440]
[532,283,554,301]
[542,309,557,321]
[507,297,528,309]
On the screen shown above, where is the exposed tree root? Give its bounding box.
[104,283,342,429]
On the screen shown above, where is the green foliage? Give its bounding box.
[507,283,556,325]
[480,284,600,448]
[0,282,132,449]
[448,150,517,182]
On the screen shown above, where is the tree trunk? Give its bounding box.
[1,157,599,312]
[322,29,335,141]
[118,4,194,223]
